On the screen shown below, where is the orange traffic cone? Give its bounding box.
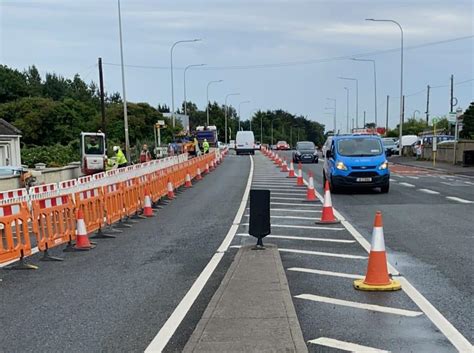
[280,159,289,172]
[354,212,401,291]
[167,179,175,199]
[185,172,192,188]
[296,164,304,186]
[205,163,210,174]
[74,209,93,250]
[209,160,215,171]
[303,172,318,202]
[143,189,154,217]
[287,161,296,178]
[196,167,203,180]
[315,181,340,224]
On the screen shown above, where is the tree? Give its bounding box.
[460,102,474,139]
[0,65,29,103]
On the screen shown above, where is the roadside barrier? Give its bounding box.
[315,181,340,224]
[0,149,223,269]
[354,212,401,291]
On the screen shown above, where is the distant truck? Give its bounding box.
[196,125,218,146]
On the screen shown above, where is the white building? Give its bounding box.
[0,119,22,166]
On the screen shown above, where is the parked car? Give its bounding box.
[293,141,318,163]
[382,138,398,156]
[235,131,255,155]
[323,134,389,193]
[276,141,290,150]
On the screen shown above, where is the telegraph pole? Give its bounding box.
[385,95,389,134]
[425,85,430,124]
[98,57,106,135]
[363,110,366,127]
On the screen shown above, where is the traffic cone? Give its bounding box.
[205,163,210,174]
[287,161,296,178]
[210,160,215,171]
[303,172,318,202]
[74,209,93,250]
[185,172,192,188]
[354,212,401,291]
[167,179,175,199]
[196,167,203,180]
[280,159,289,172]
[143,189,154,217]
[316,181,340,224]
[296,164,304,186]
[277,157,283,167]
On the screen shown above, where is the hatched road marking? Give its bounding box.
[418,189,440,195]
[287,267,363,279]
[240,223,344,231]
[445,196,474,204]
[308,337,389,352]
[295,294,423,317]
[399,182,416,187]
[244,214,320,220]
[237,233,355,244]
[229,245,366,259]
[271,202,320,207]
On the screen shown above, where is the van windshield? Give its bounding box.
[336,138,383,157]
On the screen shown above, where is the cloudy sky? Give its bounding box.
[1,0,472,131]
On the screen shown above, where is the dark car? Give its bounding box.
[293,141,318,163]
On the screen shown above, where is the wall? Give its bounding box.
[422,140,474,164]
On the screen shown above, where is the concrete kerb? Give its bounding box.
[183,244,308,353]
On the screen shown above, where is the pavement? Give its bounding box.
[390,156,474,178]
[183,244,307,352]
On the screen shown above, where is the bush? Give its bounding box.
[21,142,80,167]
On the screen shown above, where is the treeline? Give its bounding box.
[0,64,326,165]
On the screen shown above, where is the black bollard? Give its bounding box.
[249,189,271,250]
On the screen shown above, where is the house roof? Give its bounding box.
[0,119,22,136]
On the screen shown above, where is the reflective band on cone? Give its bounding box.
[296,167,304,186]
[196,167,202,180]
[167,179,175,199]
[315,181,340,224]
[185,172,192,188]
[303,173,318,202]
[205,163,210,174]
[74,209,92,250]
[143,190,154,217]
[280,160,289,172]
[287,161,296,178]
[354,211,401,291]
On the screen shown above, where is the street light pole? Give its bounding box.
[366,18,403,155]
[351,58,377,127]
[117,0,131,163]
[338,77,358,128]
[238,100,250,130]
[344,87,350,133]
[206,80,223,126]
[170,39,201,128]
[326,98,337,133]
[184,63,205,117]
[225,93,240,144]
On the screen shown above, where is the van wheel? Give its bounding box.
[381,183,390,193]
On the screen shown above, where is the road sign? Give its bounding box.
[448,112,456,123]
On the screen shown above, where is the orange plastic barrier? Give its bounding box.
[122,178,139,217]
[32,194,76,254]
[74,187,104,233]
[0,203,34,266]
[103,182,123,225]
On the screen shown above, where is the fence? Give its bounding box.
[0,149,226,269]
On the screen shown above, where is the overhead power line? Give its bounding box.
[103,35,473,71]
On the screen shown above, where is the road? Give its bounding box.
[1,150,472,352]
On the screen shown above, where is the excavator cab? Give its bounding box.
[80,132,106,175]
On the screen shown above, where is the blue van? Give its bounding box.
[323,134,390,193]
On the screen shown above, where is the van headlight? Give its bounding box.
[379,161,389,170]
[336,161,348,170]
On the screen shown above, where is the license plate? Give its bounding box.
[356,177,372,182]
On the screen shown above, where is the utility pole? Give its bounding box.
[98,57,106,135]
[425,85,430,124]
[402,95,405,126]
[363,110,366,127]
[385,95,389,135]
[450,74,456,112]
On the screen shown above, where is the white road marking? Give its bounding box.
[308,337,389,352]
[418,188,440,195]
[246,207,320,213]
[392,174,405,178]
[389,178,397,182]
[0,247,39,268]
[279,248,366,259]
[271,202,320,207]
[303,174,474,352]
[399,182,415,187]
[464,181,474,185]
[287,267,363,279]
[240,223,344,231]
[406,176,420,179]
[268,192,306,195]
[237,234,355,243]
[271,197,305,200]
[295,294,423,317]
[145,155,254,352]
[229,245,365,259]
[244,214,319,220]
[446,196,474,204]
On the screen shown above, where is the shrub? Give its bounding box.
[21,142,80,167]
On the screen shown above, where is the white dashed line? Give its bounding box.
[308,337,389,352]
[406,176,420,179]
[278,248,366,259]
[295,294,423,317]
[399,182,415,187]
[418,189,440,195]
[445,196,474,204]
[287,267,363,279]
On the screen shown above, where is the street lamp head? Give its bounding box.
[365,18,375,21]
[193,38,202,42]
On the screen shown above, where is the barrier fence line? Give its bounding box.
[0,149,227,269]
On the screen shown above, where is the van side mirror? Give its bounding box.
[326,150,332,159]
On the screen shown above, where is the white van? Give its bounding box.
[235,131,255,155]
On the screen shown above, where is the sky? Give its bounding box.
[0,0,473,132]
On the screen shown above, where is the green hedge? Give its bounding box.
[21,142,80,167]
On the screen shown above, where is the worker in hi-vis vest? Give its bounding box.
[202,139,210,154]
[113,146,128,168]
